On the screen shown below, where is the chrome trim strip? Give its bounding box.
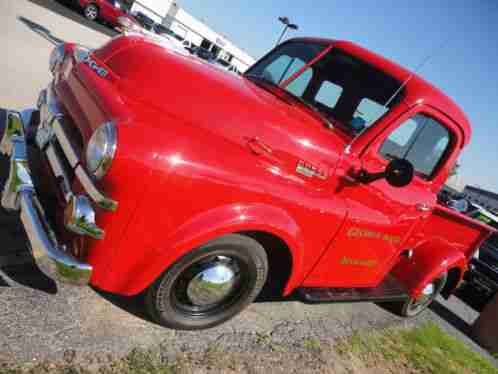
[45,144,73,203]
[52,119,79,168]
[75,166,118,211]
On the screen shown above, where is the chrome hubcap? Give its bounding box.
[85,6,97,19]
[186,259,238,306]
[422,283,435,296]
[408,280,439,313]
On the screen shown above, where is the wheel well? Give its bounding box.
[441,267,462,298]
[239,231,293,300]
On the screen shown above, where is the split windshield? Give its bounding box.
[245,41,403,134]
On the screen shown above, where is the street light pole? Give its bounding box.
[275,16,298,46]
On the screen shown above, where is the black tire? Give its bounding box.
[392,272,447,317]
[83,3,99,21]
[145,234,268,330]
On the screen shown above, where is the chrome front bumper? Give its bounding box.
[0,85,117,285]
[1,111,92,284]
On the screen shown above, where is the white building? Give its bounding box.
[129,0,256,72]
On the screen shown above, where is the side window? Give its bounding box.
[315,81,343,109]
[379,114,426,160]
[380,114,452,179]
[405,119,450,177]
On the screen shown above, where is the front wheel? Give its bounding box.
[396,273,447,317]
[83,4,99,21]
[145,234,268,330]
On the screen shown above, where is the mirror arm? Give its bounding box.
[357,169,386,184]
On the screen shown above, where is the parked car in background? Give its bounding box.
[1,35,494,331]
[460,205,498,309]
[79,0,138,29]
[130,11,155,31]
[153,24,183,41]
[182,39,195,52]
[191,46,217,63]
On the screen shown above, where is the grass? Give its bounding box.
[1,323,496,373]
[337,322,498,374]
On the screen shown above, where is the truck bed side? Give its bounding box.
[392,205,495,297]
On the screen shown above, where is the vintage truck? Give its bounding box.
[1,34,494,330]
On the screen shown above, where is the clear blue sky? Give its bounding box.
[179,0,498,191]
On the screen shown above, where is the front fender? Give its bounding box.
[103,202,306,296]
[391,238,466,298]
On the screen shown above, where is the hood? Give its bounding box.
[94,35,348,159]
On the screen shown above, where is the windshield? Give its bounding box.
[245,41,403,134]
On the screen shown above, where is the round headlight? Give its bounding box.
[86,122,117,179]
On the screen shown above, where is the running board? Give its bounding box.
[297,275,409,303]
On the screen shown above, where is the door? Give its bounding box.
[305,109,455,288]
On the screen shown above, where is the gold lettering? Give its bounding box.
[339,256,378,268]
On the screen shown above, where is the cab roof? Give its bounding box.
[289,38,471,147]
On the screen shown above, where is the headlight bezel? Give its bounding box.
[85,122,117,180]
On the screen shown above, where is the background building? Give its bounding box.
[463,186,498,213]
[126,0,256,72]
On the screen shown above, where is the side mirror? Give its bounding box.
[357,159,414,188]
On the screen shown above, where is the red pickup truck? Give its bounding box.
[1,35,493,330]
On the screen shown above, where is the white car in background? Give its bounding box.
[152,24,189,54]
[118,17,188,55]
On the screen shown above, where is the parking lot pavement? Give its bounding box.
[0,0,495,366]
[0,0,110,110]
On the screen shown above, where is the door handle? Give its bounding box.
[416,203,432,212]
[247,137,273,156]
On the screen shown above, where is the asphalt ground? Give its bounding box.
[0,0,495,367]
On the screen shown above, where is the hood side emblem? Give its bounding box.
[296,160,327,180]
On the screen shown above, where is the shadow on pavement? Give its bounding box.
[94,288,156,324]
[17,16,65,45]
[25,0,117,38]
[429,299,472,335]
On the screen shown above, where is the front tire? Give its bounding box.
[83,4,99,21]
[145,234,268,330]
[396,273,447,317]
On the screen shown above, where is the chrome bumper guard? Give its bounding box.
[1,111,92,285]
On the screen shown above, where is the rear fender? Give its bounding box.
[106,203,305,296]
[391,238,467,298]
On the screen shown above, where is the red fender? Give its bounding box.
[391,237,467,298]
[99,202,306,296]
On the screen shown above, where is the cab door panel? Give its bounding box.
[304,105,459,288]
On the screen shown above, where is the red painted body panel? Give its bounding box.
[392,205,494,296]
[48,36,488,300]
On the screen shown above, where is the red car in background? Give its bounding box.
[78,0,137,29]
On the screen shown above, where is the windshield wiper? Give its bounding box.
[244,74,334,129]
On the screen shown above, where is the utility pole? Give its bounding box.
[276,16,298,46]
